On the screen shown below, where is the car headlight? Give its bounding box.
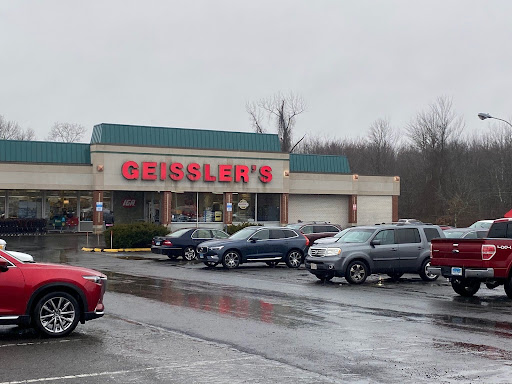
[325,248,342,256]
[83,275,102,284]
[209,246,224,251]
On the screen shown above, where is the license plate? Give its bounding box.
[311,263,317,270]
[155,241,161,246]
[199,254,205,259]
[451,267,462,276]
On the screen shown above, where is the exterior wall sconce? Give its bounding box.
[284,170,290,177]
[352,174,359,180]
[97,165,104,172]
[394,176,400,182]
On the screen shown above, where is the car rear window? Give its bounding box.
[396,228,421,244]
[487,222,512,238]
[192,229,211,238]
[424,228,442,242]
[270,229,285,239]
[282,229,298,238]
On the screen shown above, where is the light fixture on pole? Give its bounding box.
[478,112,512,128]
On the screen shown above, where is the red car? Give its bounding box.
[0,250,107,337]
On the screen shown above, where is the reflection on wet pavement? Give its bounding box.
[106,272,323,327]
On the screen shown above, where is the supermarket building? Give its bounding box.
[0,123,400,234]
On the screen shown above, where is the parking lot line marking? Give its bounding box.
[0,339,77,349]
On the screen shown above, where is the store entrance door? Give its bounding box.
[145,193,160,224]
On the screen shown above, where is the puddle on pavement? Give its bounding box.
[105,272,323,328]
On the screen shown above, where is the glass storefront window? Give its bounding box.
[45,191,78,230]
[198,193,223,222]
[257,194,280,222]
[0,191,5,218]
[80,192,93,222]
[232,193,255,222]
[8,190,42,218]
[172,192,197,222]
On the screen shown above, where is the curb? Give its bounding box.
[82,247,151,252]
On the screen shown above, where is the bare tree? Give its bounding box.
[46,122,87,143]
[366,118,397,175]
[246,92,306,152]
[0,115,36,140]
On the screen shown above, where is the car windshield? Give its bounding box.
[229,227,260,240]
[443,231,465,239]
[333,228,351,238]
[338,229,374,243]
[168,229,191,238]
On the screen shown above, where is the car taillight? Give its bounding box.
[163,240,173,246]
[152,240,155,245]
[303,234,310,247]
[482,244,496,260]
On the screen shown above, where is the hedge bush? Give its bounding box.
[226,222,261,235]
[104,222,169,249]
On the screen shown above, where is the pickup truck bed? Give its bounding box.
[429,221,512,298]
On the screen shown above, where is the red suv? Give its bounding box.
[0,250,107,337]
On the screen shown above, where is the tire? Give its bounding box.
[345,260,368,284]
[266,261,278,267]
[451,278,481,297]
[504,277,512,299]
[222,250,240,269]
[419,258,439,281]
[387,273,403,281]
[316,273,334,282]
[203,261,218,268]
[285,250,303,269]
[33,291,80,337]
[183,246,197,261]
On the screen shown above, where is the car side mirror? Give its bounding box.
[371,239,381,246]
[0,260,9,272]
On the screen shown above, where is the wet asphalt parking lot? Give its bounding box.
[1,234,512,383]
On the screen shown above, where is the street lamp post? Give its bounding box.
[478,112,512,128]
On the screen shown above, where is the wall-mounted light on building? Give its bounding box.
[352,174,359,180]
[284,170,290,177]
[97,165,104,172]
[63,199,69,205]
[394,176,400,182]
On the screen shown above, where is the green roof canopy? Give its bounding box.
[290,153,351,174]
[91,123,281,152]
[0,140,90,164]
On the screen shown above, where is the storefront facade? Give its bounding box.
[0,124,400,233]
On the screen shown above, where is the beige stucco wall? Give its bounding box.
[288,173,400,196]
[357,195,393,225]
[0,163,93,190]
[90,144,289,193]
[289,194,349,227]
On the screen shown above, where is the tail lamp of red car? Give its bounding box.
[302,234,310,247]
[481,244,496,260]
[163,240,173,246]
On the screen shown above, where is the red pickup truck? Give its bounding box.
[428,218,512,298]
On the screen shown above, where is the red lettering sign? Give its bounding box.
[122,199,136,208]
[120,161,272,183]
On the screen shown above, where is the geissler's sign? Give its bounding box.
[121,161,273,183]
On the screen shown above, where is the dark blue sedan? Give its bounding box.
[197,226,308,269]
[152,228,229,260]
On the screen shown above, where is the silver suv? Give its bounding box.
[305,224,444,284]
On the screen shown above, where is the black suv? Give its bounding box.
[305,224,444,284]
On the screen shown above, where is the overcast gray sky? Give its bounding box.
[1,0,511,143]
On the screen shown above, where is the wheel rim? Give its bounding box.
[39,296,75,334]
[424,261,436,279]
[288,251,301,268]
[184,247,196,260]
[224,252,239,268]
[349,263,366,282]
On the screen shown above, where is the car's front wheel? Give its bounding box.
[419,258,438,281]
[183,246,197,261]
[222,250,240,269]
[285,250,303,268]
[451,278,481,297]
[33,292,80,337]
[345,260,368,284]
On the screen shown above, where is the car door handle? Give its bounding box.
[391,248,398,251]
[452,250,459,253]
